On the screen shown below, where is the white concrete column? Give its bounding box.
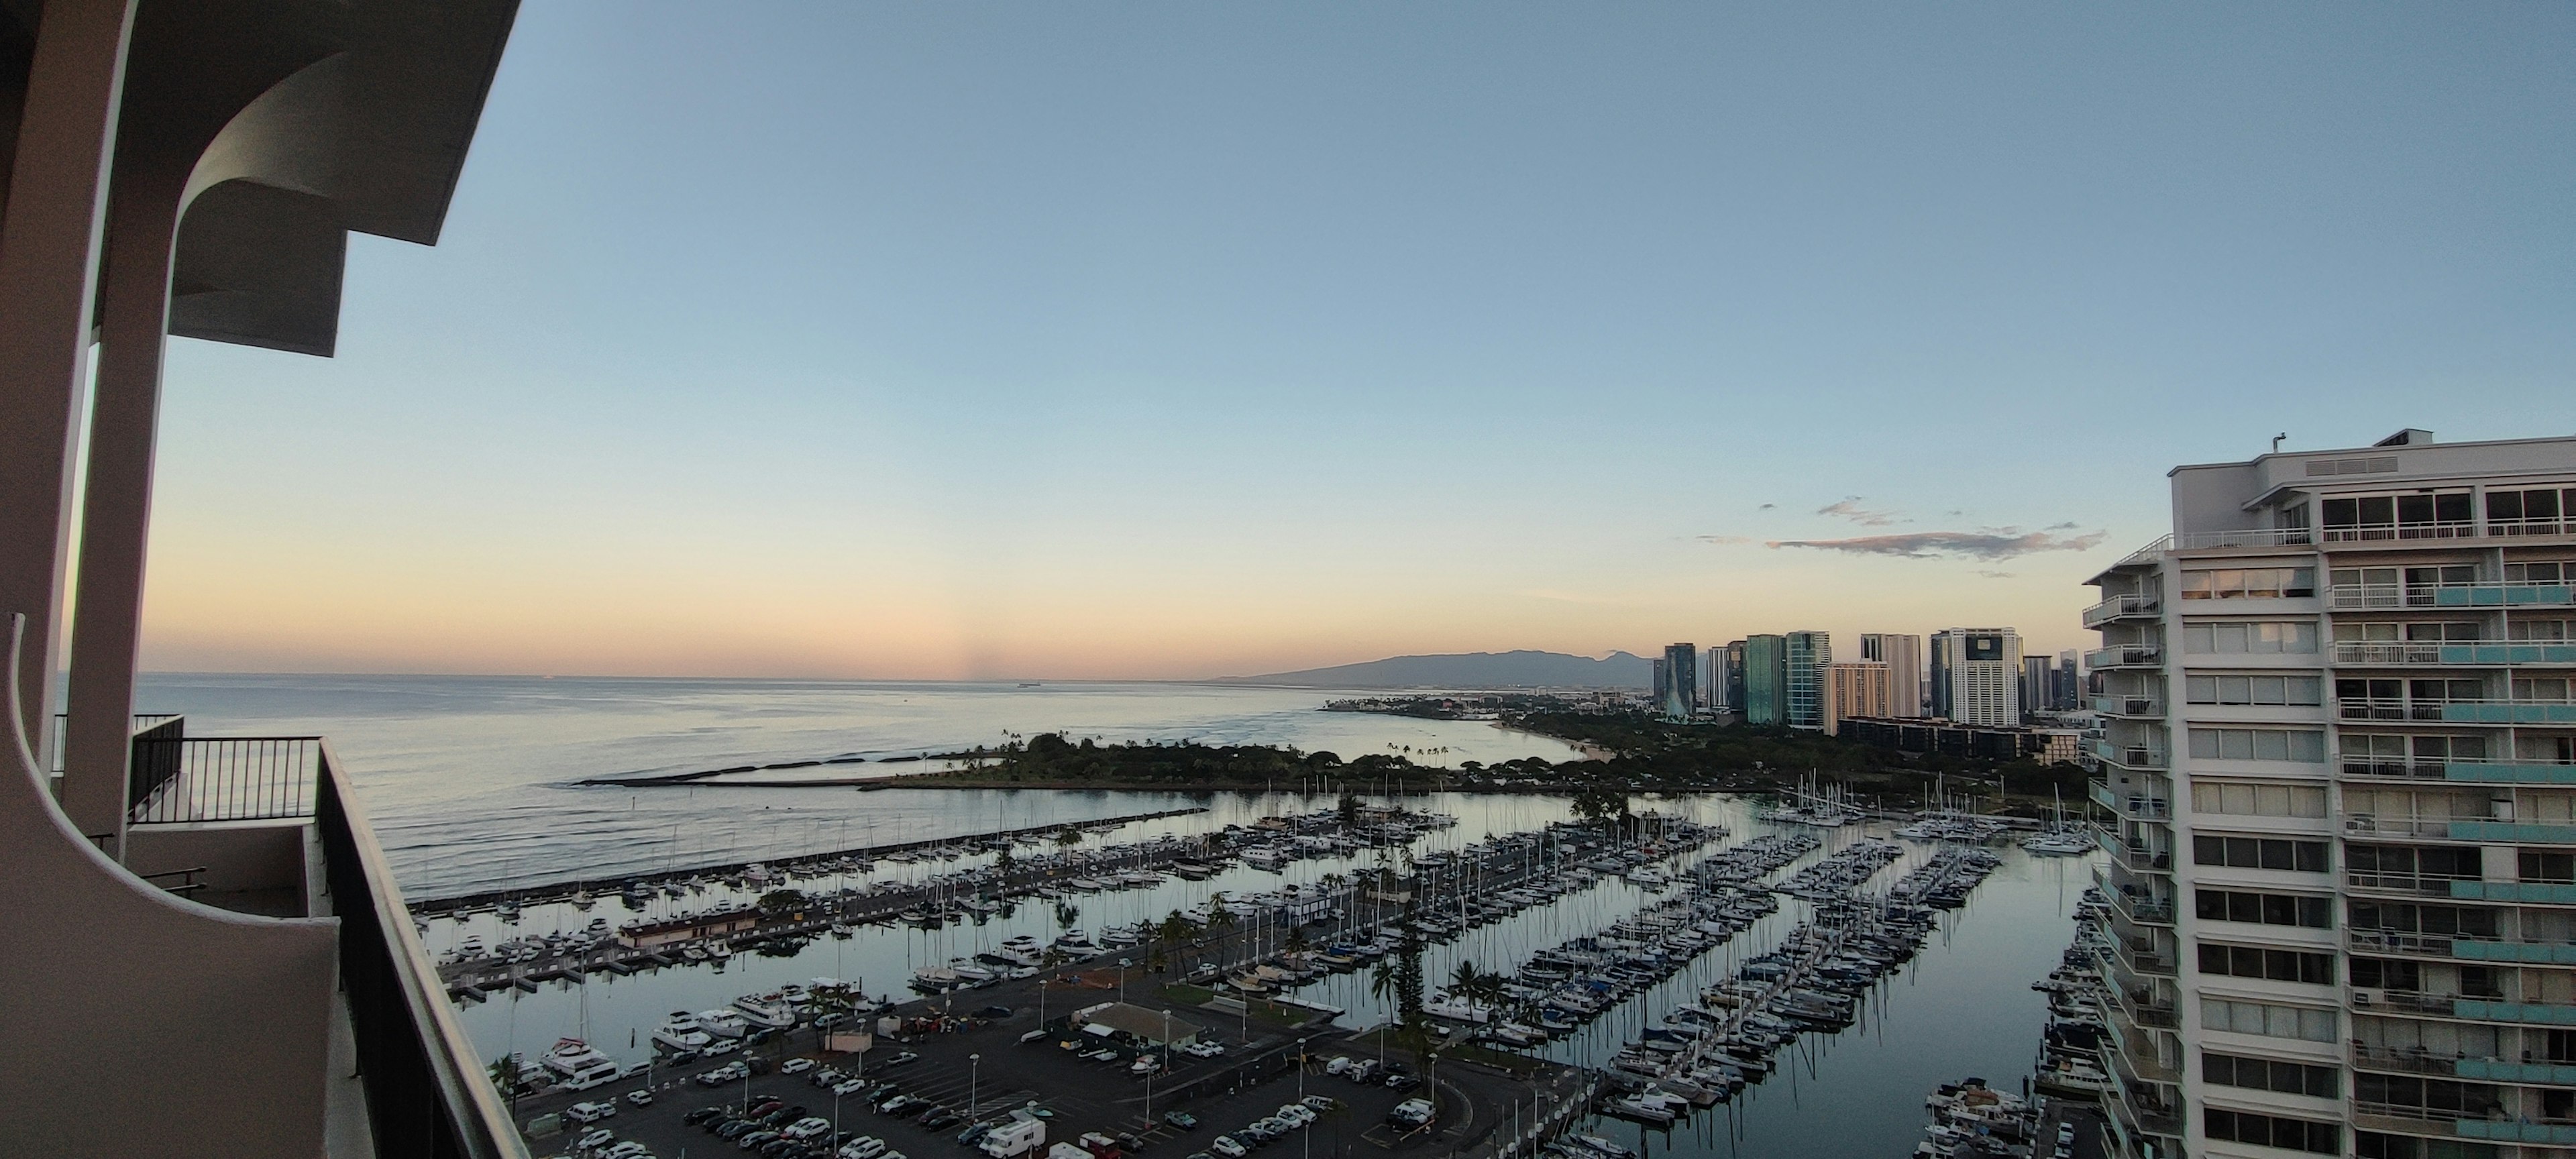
[0,0,138,775]
[60,158,183,852]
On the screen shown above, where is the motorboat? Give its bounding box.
[653,1013,713,1053]
[540,1038,621,1090]
[695,1008,750,1039]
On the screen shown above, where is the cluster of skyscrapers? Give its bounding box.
[1651,628,2078,733]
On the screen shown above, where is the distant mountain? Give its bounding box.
[1218,649,1654,689]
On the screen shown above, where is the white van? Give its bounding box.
[980,1118,1047,1159]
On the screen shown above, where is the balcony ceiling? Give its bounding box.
[115,0,519,355]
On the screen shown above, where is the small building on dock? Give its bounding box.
[616,907,759,950]
[1073,1001,1203,1048]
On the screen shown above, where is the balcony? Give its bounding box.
[2352,1042,2576,1089]
[2459,1120,2576,1146]
[2337,697,2576,725]
[2453,998,2576,1026]
[2348,814,2576,844]
[48,724,520,1156]
[2092,694,2165,718]
[2104,885,2177,927]
[2084,593,2161,628]
[2090,779,2172,818]
[2334,641,2576,666]
[2353,1044,2475,1078]
[2098,828,2175,874]
[2086,644,2163,670]
[2339,758,2576,784]
[2169,528,2317,551]
[2330,582,2576,610]
[2350,929,2458,959]
[2347,870,2483,899]
[2451,880,2576,905]
[2088,740,2169,770]
[2113,934,2178,978]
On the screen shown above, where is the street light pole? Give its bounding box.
[970,1053,981,1119]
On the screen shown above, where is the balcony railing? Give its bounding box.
[2347,815,2576,844]
[2489,516,2576,539]
[2088,740,2169,771]
[2108,889,2176,927]
[2337,697,2576,726]
[2093,695,2165,718]
[2339,758,2576,784]
[311,740,522,1158]
[2086,644,2163,669]
[2113,936,2178,978]
[2090,779,2172,818]
[2330,582,2576,610]
[2321,520,2479,543]
[2098,829,2176,873]
[2350,928,2576,965]
[2335,641,2576,665]
[2346,871,2481,897]
[127,736,322,824]
[2084,594,2161,628]
[2352,1043,2472,1078]
[2170,528,2317,551]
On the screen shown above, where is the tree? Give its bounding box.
[1570,784,1630,830]
[1205,894,1238,969]
[757,887,808,914]
[1337,791,1362,830]
[1056,826,1084,848]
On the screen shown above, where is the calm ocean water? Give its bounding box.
[131,674,1589,897]
[135,674,2096,1158]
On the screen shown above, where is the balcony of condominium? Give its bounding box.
[0,0,523,1152]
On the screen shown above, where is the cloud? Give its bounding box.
[1697,535,1756,546]
[1765,527,2108,561]
[1817,498,1899,527]
[1756,502,1776,510]
[1978,569,2016,579]
[2045,521,2080,531]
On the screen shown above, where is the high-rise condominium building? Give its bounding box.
[1662,643,1699,721]
[1863,632,1926,717]
[1786,630,1832,729]
[1744,634,1788,725]
[1932,627,2024,726]
[2087,429,2576,1159]
[1723,640,1750,714]
[2055,650,2083,711]
[1650,657,1668,709]
[2024,655,2055,722]
[1821,661,1892,736]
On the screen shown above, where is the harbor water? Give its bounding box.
[136,674,2098,1158]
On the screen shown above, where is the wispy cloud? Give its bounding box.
[1697,535,1756,546]
[1977,569,2016,580]
[1817,498,1899,527]
[1765,527,2108,561]
[1756,502,1776,510]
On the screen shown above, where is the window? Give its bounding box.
[2347,844,2479,887]
[2510,618,2572,642]
[2181,567,2318,599]
[2204,1051,2339,1098]
[2186,674,2323,706]
[2183,621,2319,653]
[2354,1074,2504,1120]
[2204,1108,2339,1154]
[2351,957,2421,990]
[2515,676,2573,702]
[2199,943,2332,984]
[2196,889,2331,928]
[2191,779,2328,818]
[2506,561,2575,584]
[2524,850,2576,884]
[2348,901,2502,940]
[2487,488,2575,535]
[2341,733,2490,765]
[2194,835,2328,872]
[2202,997,2337,1042]
[2322,491,2474,541]
[2189,728,2327,762]
[2357,1132,2500,1159]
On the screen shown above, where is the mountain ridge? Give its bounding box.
[1216,649,1653,689]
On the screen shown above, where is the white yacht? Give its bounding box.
[694,1008,750,1039]
[652,1013,712,1053]
[539,1038,621,1090]
[732,993,798,1029]
[1054,930,1102,953]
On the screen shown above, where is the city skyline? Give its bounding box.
[131,3,2575,679]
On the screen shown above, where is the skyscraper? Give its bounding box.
[2053,649,2082,711]
[1821,661,1892,736]
[1862,632,1925,718]
[1661,642,1699,721]
[1650,658,1668,710]
[1743,634,1787,726]
[2022,654,2053,722]
[1785,630,1831,729]
[2088,429,2576,1159]
[1723,640,1749,715]
[1931,627,2023,726]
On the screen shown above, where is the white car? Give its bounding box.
[782,1058,817,1074]
[1324,1056,1350,1075]
[564,1101,617,1125]
[625,1089,654,1107]
[604,1145,651,1159]
[1209,1137,1248,1158]
[1277,1105,1315,1127]
[833,1079,868,1097]
[840,1137,887,1159]
[785,1117,836,1141]
[1185,1041,1226,1058]
[576,1127,615,1150]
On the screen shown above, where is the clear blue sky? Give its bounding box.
[142,2,2575,678]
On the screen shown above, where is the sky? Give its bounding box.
[135,2,2575,680]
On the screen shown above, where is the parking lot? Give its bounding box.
[512,969,1543,1159]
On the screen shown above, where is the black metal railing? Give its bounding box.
[314,740,520,1158]
[127,736,321,824]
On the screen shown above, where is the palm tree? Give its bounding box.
[1205,893,1238,969]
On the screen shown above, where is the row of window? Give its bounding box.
[2197,889,2332,929]
[2188,727,2328,763]
[2346,843,2478,881]
[2357,1132,2500,1159]
[2184,621,2319,653]
[2349,901,2502,940]
[2204,1108,2338,1154]
[2202,996,2337,1042]
[2186,675,2323,706]
[2183,567,2317,600]
[2204,1050,2338,1098]
[2354,1074,2504,1119]
[2194,834,2330,872]
[2199,943,2332,985]
[2190,780,2328,818]
[2344,732,2489,761]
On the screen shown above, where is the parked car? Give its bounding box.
[877,1095,918,1116]
[786,1117,837,1141]
[784,1058,818,1074]
[736,1131,782,1150]
[686,1108,729,1126]
[604,1144,652,1159]
[1298,1097,1336,1113]
[1275,1106,1313,1128]
[1183,1041,1224,1058]
[565,1102,618,1125]
[1207,1136,1247,1158]
[577,1128,616,1150]
[1323,1057,1351,1076]
[1383,1074,1421,1092]
[976,1006,1014,1019]
[750,1099,786,1117]
[883,1052,921,1068]
[626,1089,655,1107]
[839,1136,887,1159]
[1161,1112,1198,1131]
[958,1122,996,1146]
[833,1079,868,1097]
[718,1121,759,1140]
[921,1107,963,1131]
